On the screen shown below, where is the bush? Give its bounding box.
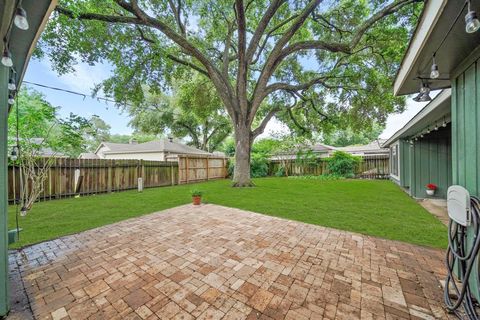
[275,166,286,177]
[325,151,361,177]
[227,153,269,178]
[250,153,269,178]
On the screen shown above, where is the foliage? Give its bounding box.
[7,88,91,214]
[250,153,269,178]
[221,138,236,157]
[83,115,112,151]
[295,149,318,168]
[126,74,231,151]
[325,151,362,177]
[275,166,286,177]
[109,133,159,144]
[9,179,447,249]
[426,183,437,190]
[191,189,203,197]
[322,123,385,147]
[38,0,423,185]
[8,87,91,157]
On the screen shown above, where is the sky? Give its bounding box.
[22,57,432,141]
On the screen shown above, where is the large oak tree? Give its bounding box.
[38,0,421,186]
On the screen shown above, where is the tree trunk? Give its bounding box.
[233,125,254,187]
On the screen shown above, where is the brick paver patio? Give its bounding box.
[10,204,450,319]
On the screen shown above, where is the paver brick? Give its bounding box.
[11,204,451,320]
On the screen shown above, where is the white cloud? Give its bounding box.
[41,60,110,94]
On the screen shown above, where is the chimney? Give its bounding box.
[129,139,138,144]
[168,136,173,143]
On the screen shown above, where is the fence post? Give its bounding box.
[185,156,189,184]
[107,160,112,193]
[170,162,174,186]
[206,157,209,181]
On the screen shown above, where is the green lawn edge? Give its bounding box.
[8,178,447,249]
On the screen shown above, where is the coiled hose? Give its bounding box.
[445,196,480,319]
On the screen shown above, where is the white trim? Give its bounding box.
[383,89,451,147]
[389,142,401,181]
[394,0,448,96]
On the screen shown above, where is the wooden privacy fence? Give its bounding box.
[174,155,228,184]
[268,155,390,179]
[8,158,180,203]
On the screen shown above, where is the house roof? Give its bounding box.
[394,0,480,95]
[337,140,388,154]
[383,89,451,147]
[98,139,211,155]
[78,152,99,159]
[311,143,337,152]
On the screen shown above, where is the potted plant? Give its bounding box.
[191,189,203,205]
[426,183,437,196]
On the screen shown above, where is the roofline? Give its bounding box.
[18,0,58,85]
[102,149,210,155]
[383,89,451,147]
[94,142,109,154]
[393,0,448,96]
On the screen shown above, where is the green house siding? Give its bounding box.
[399,140,411,188]
[407,125,452,199]
[452,57,480,197]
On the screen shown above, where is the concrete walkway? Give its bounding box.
[9,204,451,319]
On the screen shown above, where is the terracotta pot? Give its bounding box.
[192,196,202,205]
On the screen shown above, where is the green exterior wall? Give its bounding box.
[392,125,452,199]
[0,66,9,315]
[409,125,452,199]
[452,57,480,197]
[399,140,411,188]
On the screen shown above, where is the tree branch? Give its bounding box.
[245,0,285,64]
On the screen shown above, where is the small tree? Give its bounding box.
[9,88,91,213]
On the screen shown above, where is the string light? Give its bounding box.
[8,93,15,105]
[430,54,439,79]
[466,0,480,33]
[14,4,29,30]
[8,76,16,90]
[2,46,13,67]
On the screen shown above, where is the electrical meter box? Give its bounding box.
[447,186,471,226]
[447,186,480,302]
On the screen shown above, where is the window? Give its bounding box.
[390,143,399,177]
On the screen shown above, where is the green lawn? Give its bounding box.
[8,178,447,249]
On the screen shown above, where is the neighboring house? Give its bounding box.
[270,140,388,161]
[91,138,212,161]
[385,0,480,199]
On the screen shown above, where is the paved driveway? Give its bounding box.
[10,204,449,319]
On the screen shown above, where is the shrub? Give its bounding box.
[325,151,361,177]
[275,166,286,177]
[250,153,269,178]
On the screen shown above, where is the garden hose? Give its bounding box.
[445,196,480,319]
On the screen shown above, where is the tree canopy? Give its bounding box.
[127,74,231,151]
[37,0,422,185]
[8,87,91,157]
